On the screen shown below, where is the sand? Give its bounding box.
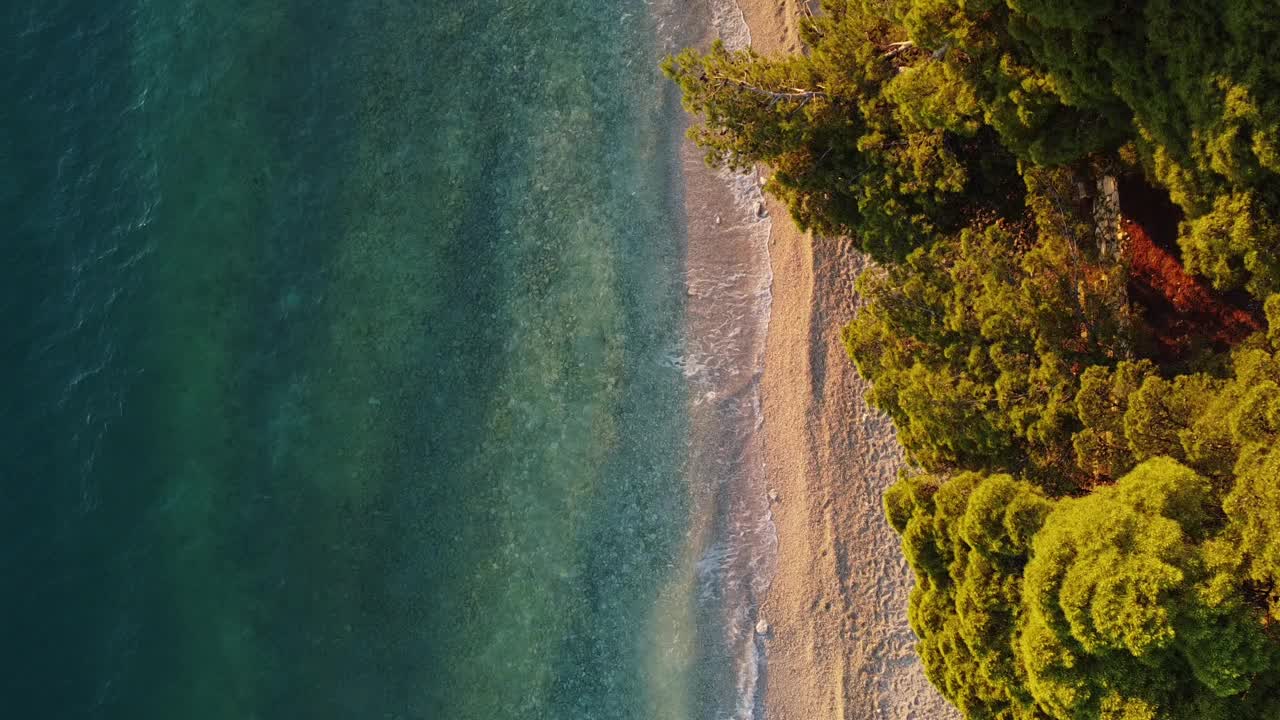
[726,1,962,717]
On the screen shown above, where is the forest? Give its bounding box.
[665,1,1280,717]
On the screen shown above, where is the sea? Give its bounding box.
[1,0,776,718]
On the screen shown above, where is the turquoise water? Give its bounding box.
[0,0,763,716]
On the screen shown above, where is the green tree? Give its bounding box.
[1009,0,1280,297]
[1071,360,1154,482]
[1224,443,1280,622]
[871,0,1128,164]
[887,471,1054,719]
[1120,372,1220,469]
[845,222,1130,488]
[1182,191,1280,300]
[1021,458,1278,719]
[662,2,1023,262]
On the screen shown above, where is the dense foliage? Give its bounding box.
[1022,458,1280,719]
[889,461,1280,719]
[844,221,1129,489]
[885,471,1052,718]
[667,1,1280,717]
[667,0,1280,296]
[663,7,1024,262]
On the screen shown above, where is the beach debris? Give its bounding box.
[714,215,721,225]
[768,488,780,503]
[755,201,768,218]
[755,618,770,635]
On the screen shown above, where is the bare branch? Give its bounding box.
[881,40,915,60]
[706,72,827,106]
[881,39,950,62]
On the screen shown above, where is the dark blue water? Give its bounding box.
[1,0,721,716]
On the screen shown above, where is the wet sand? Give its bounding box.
[728,1,962,717]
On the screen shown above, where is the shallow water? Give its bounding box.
[3,1,774,717]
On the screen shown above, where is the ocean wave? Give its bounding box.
[657,0,779,712]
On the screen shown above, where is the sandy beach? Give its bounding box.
[726,1,960,717]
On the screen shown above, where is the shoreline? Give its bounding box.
[653,0,776,716]
[726,1,961,717]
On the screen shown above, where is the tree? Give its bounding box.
[887,471,1054,719]
[845,222,1131,489]
[1181,191,1280,298]
[870,0,1129,165]
[662,2,1023,262]
[1120,372,1220,469]
[1008,0,1280,298]
[1021,458,1279,719]
[1071,360,1154,482]
[1224,443,1280,622]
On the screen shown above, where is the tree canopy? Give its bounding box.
[663,4,1024,262]
[668,0,1280,295]
[1022,458,1279,719]
[889,459,1280,720]
[843,221,1129,490]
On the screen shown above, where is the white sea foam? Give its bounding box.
[710,0,753,51]
[651,0,778,715]
[702,4,775,716]
[646,0,778,712]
